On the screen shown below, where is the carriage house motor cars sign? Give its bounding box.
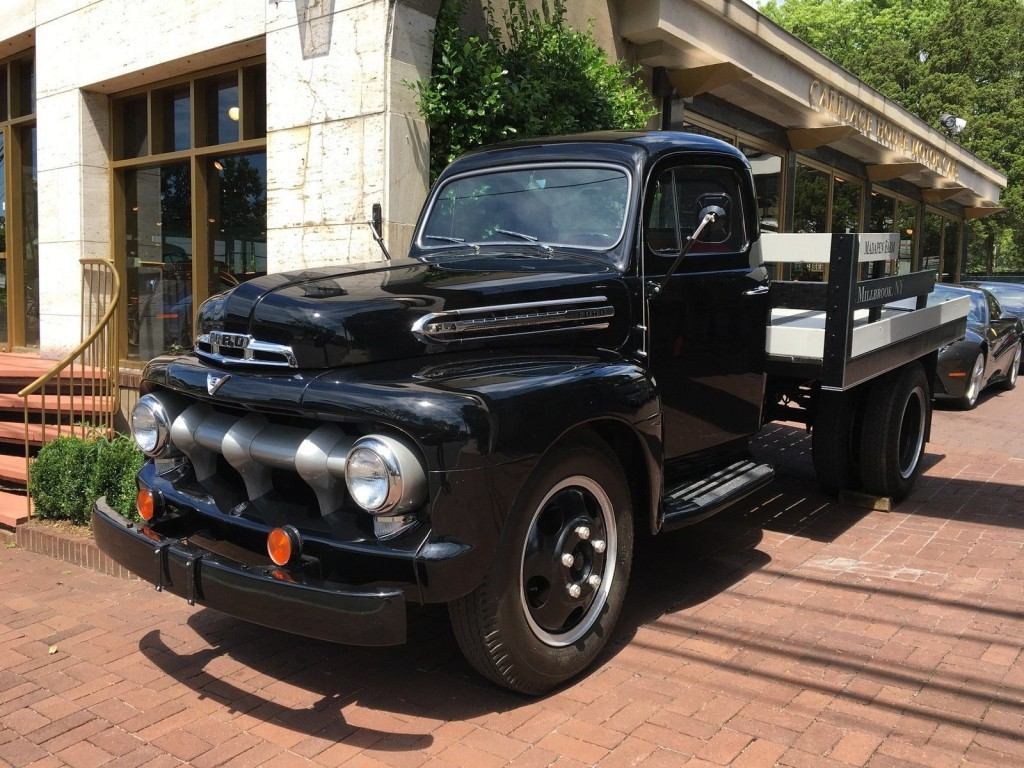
[808,80,960,181]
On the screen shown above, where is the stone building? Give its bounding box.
[0,0,1006,362]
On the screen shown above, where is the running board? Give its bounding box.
[660,460,775,532]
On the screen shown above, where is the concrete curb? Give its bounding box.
[15,520,136,580]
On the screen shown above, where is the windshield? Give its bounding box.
[976,283,1024,312]
[929,285,986,324]
[420,165,630,256]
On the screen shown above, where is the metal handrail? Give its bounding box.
[17,257,121,516]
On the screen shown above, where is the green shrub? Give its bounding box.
[30,434,144,524]
[416,0,657,181]
[90,436,146,520]
[29,436,98,524]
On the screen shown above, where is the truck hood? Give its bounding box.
[196,252,632,370]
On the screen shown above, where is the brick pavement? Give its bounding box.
[1,385,1022,768]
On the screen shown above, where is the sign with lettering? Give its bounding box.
[856,233,900,263]
[808,80,959,181]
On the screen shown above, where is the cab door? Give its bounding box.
[643,157,768,462]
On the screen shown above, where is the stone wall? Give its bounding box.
[0,0,436,356]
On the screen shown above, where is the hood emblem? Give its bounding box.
[195,332,298,368]
[207,373,231,395]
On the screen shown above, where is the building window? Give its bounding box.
[868,190,920,276]
[831,176,862,234]
[112,60,266,362]
[0,52,37,350]
[942,218,962,281]
[741,145,783,233]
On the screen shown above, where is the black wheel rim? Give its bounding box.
[520,476,616,647]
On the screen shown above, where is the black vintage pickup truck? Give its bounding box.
[95,132,968,693]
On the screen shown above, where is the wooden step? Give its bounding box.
[0,490,29,530]
[0,455,27,485]
[0,392,116,415]
[0,421,58,447]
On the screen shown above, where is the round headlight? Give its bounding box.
[131,394,172,457]
[344,435,426,514]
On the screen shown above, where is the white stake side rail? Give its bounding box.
[755,233,970,391]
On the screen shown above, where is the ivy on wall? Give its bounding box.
[416,0,657,181]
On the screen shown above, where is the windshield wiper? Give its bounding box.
[494,228,539,242]
[424,235,466,244]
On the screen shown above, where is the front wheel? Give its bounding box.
[448,437,633,695]
[859,363,930,501]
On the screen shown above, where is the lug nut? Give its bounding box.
[591,539,606,554]
[587,574,602,588]
[561,552,575,568]
[567,583,582,599]
[574,525,591,540]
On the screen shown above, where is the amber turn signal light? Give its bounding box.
[267,526,300,567]
[137,488,156,521]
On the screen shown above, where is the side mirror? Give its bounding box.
[371,202,384,239]
[695,204,727,242]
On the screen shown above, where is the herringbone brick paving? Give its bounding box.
[1,386,1022,767]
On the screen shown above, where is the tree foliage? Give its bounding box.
[761,0,1024,274]
[416,0,657,181]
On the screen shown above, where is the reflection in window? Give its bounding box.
[792,163,829,233]
[11,58,33,118]
[207,152,267,297]
[942,219,961,281]
[124,163,193,360]
[0,131,5,345]
[200,73,240,146]
[116,95,148,159]
[424,167,630,252]
[868,192,894,234]
[20,126,38,347]
[741,146,781,233]
[895,200,917,275]
[791,163,829,281]
[153,85,190,153]
[922,212,943,272]
[645,166,744,257]
[678,121,733,144]
[831,177,862,234]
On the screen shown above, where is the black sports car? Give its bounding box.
[961,280,1024,326]
[929,284,1022,409]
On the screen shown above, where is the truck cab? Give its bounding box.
[94,132,968,694]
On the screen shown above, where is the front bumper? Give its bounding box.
[92,498,406,646]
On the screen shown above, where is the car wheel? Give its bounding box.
[859,362,930,501]
[448,435,633,695]
[957,352,986,410]
[1000,344,1021,391]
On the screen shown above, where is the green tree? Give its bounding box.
[417,0,657,181]
[762,0,1024,274]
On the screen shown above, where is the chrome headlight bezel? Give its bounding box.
[131,394,174,458]
[344,434,426,515]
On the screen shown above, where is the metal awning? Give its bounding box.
[621,0,1006,213]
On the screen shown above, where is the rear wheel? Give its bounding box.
[1000,344,1021,390]
[859,363,930,501]
[957,352,985,409]
[448,436,633,695]
[812,389,862,495]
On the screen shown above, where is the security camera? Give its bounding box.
[940,113,967,134]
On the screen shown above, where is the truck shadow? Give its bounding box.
[134,420,1021,747]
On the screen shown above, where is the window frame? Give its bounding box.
[110,57,266,365]
[0,49,37,352]
[642,157,751,274]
